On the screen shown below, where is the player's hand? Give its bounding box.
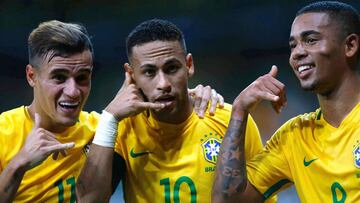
[232,65,286,119]
[18,113,75,170]
[189,85,225,118]
[105,70,166,121]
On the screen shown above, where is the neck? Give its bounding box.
[318,72,360,127]
[28,102,68,133]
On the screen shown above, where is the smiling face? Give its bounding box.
[27,50,93,132]
[128,40,194,123]
[289,12,348,94]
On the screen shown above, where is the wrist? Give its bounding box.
[92,110,119,148]
[231,106,248,121]
[8,154,28,174]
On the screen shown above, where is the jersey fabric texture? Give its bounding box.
[247,102,360,202]
[0,106,99,202]
[114,103,276,203]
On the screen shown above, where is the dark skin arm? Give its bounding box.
[0,162,26,203]
[212,66,286,202]
[76,145,114,202]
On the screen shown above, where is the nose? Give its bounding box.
[64,78,81,98]
[156,72,171,92]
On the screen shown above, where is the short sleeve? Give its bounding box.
[244,114,263,161]
[246,122,293,200]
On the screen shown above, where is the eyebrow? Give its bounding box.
[164,58,181,66]
[139,64,156,69]
[139,58,181,69]
[49,67,92,75]
[289,30,321,42]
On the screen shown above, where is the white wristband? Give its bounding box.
[92,110,118,148]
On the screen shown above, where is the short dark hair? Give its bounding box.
[28,20,93,67]
[296,1,360,40]
[126,19,187,59]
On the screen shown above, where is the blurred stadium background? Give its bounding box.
[1,0,359,202]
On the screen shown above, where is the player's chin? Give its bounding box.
[57,115,80,127]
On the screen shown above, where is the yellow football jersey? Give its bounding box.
[0,106,99,202]
[247,102,360,202]
[115,103,276,203]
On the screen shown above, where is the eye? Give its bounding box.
[143,68,156,77]
[76,74,91,85]
[166,65,180,74]
[306,38,317,45]
[52,74,67,83]
[289,42,296,50]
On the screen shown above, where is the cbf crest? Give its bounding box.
[201,135,222,164]
[353,140,360,168]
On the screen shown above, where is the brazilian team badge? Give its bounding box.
[201,137,221,164]
[353,141,360,168]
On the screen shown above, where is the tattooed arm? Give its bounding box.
[0,162,26,203]
[212,66,286,202]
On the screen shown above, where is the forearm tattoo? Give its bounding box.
[215,114,248,198]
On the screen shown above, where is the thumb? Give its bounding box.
[269,65,278,78]
[188,88,195,96]
[33,113,42,129]
[126,71,135,85]
[121,71,134,88]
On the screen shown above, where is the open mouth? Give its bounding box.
[58,101,80,110]
[297,64,314,74]
[154,96,175,106]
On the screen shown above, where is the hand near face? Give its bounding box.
[18,113,75,170]
[232,65,287,119]
[188,85,225,118]
[105,71,166,121]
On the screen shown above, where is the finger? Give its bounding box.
[138,101,166,110]
[43,142,75,154]
[198,86,211,118]
[257,91,279,102]
[269,65,278,78]
[262,79,283,97]
[276,90,288,111]
[270,86,287,113]
[266,75,285,90]
[52,152,59,160]
[39,129,58,141]
[272,100,286,114]
[121,71,134,89]
[188,88,196,97]
[33,113,42,129]
[217,94,225,108]
[209,89,218,116]
[60,150,67,157]
[193,85,203,115]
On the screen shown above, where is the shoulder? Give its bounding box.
[78,110,100,129]
[0,106,28,131]
[277,109,319,134]
[267,108,319,146]
[202,103,232,124]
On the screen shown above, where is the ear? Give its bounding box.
[26,64,36,87]
[124,63,136,82]
[186,53,195,78]
[345,33,359,58]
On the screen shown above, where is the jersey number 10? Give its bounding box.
[160,176,197,203]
